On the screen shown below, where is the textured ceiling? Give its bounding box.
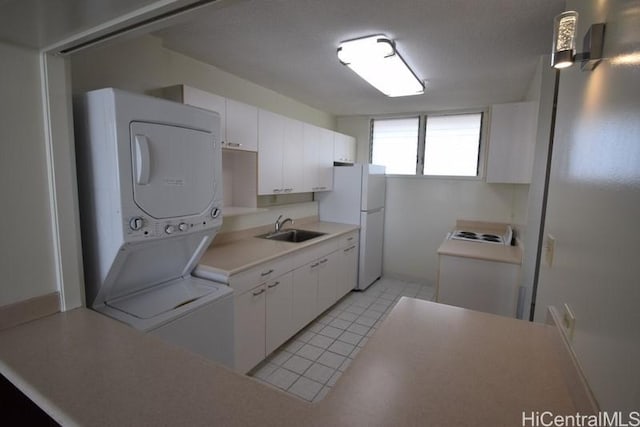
[154,0,564,116]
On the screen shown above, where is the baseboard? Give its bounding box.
[0,293,61,331]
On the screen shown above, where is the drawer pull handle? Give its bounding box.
[261,269,274,277]
[344,245,357,252]
[227,142,242,148]
[311,262,320,268]
[319,259,328,264]
[252,288,266,296]
[267,281,280,288]
[347,237,354,241]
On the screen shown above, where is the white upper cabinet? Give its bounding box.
[282,116,305,192]
[159,85,226,143]
[225,99,258,151]
[257,110,305,195]
[258,109,284,195]
[486,101,538,184]
[317,128,334,191]
[334,132,356,164]
[158,85,257,152]
[303,124,334,192]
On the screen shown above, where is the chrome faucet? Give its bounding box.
[274,215,294,232]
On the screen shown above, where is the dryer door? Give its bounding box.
[130,121,217,219]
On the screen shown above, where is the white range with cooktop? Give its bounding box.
[436,222,521,318]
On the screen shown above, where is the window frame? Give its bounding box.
[369,108,488,180]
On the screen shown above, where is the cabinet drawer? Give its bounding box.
[229,257,294,295]
[338,230,359,248]
[294,239,339,266]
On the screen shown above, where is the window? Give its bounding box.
[371,117,419,174]
[370,112,483,177]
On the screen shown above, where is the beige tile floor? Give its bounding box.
[249,277,436,402]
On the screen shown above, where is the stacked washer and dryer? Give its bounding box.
[74,88,234,368]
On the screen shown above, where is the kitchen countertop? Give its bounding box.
[438,220,523,264]
[0,298,582,426]
[437,238,523,264]
[196,221,359,276]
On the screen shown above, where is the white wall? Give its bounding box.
[534,0,640,411]
[383,178,528,283]
[70,35,335,129]
[0,42,57,306]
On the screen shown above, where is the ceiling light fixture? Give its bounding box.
[551,11,605,71]
[337,34,424,97]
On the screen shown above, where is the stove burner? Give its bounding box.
[481,234,501,239]
[456,233,478,239]
[450,229,506,245]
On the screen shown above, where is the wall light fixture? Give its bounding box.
[551,11,605,71]
[337,34,424,97]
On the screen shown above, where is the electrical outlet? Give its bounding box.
[562,303,576,341]
[545,234,556,267]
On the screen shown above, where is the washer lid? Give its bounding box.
[106,276,227,319]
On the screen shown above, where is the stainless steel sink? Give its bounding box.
[257,229,327,243]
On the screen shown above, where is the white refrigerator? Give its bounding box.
[317,164,386,290]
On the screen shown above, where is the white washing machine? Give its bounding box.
[74,88,233,368]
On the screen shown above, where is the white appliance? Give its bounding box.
[317,164,386,290]
[449,226,513,245]
[74,88,233,367]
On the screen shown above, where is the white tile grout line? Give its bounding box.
[251,278,436,401]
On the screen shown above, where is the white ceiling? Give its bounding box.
[0,0,564,116]
[154,0,564,116]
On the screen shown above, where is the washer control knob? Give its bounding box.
[165,224,176,234]
[211,208,221,218]
[129,217,144,231]
[178,222,188,232]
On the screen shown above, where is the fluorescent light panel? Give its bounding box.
[338,35,424,97]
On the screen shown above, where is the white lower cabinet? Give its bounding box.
[317,251,339,314]
[292,260,320,331]
[265,272,294,355]
[229,231,359,373]
[337,242,359,298]
[437,255,520,318]
[234,283,266,374]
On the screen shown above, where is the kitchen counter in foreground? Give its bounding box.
[0,298,586,426]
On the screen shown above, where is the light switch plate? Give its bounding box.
[562,303,576,341]
[545,234,556,267]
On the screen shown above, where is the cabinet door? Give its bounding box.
[302,123,321,192]
[265,272,294,355]
[234,284,266,373]
[486,101,538,183]
[344,135,356,163]
[181,86,227,143]
[292,260,319,331]
[317,251,339,314]
[334,132,355,163]
[282,117,305,193]
[226,99,258,151]
[257,109,284,195]
[337,243,358,299]
[317,127,334,191]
